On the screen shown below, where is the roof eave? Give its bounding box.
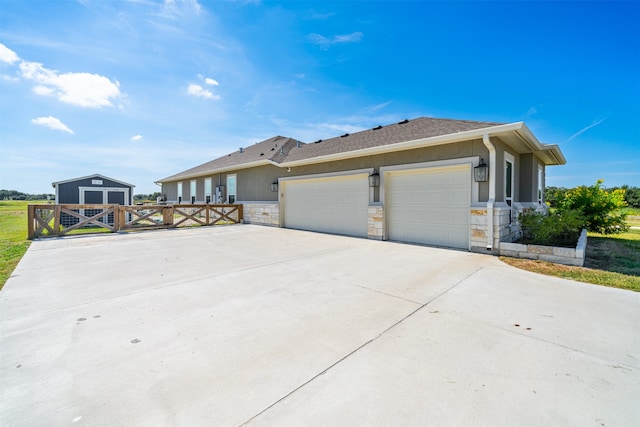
[281,123,523,167]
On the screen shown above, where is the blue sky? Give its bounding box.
[1,0,638,195]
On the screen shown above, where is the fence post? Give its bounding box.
[237,204,243,223]
[114,205,122,232]
[163,206,173,226]
[53,205,61,236]
[27,205,35,239]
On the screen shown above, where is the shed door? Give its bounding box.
[107,191,125,204]
[282,174,369,237]
[386,165,470,249]
[84,191,104,204]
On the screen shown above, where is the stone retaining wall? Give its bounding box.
[499,229,587,266]
[241,202,280,226]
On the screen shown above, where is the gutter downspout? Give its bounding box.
[483,133,496,251]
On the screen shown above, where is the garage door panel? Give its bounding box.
[387,165,470,249]
[283,175,368,237]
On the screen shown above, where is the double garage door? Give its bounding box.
[282,165,470,249]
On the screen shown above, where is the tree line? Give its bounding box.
[0,190,54,201]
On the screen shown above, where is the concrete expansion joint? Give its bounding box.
[239,265,485,426]
[502,327,640,372]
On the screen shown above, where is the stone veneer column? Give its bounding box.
[367,205,384,240]
[470,208,489,251]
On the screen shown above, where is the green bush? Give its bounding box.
[520,209,585,247]
[559,180,628,234]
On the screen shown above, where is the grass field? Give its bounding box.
[0,200,43,290]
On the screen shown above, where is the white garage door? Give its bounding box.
[386,165,470,249]
[282,174,369,237]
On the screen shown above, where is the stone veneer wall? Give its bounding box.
[470,206,522,253]
[368,205,384,240]
[241,202,280,226]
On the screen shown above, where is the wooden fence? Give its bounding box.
[27,204,243,239]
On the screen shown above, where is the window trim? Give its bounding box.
[537,165,544,204]
[504,152,515,207]
[204,178,212,204]
[190,179,197,203]
[227,174,237,204]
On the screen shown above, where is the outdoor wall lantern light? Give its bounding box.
[368,170,380,187]
[271,181,279,192]
[474,159,489,182]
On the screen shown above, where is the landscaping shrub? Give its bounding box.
[559,180,628,234]
[520,209,585,247]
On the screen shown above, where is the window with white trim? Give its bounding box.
[177,181,183,203]
[504,152,515,223]
[204,178,212,203]
[538,165,544,205]
[227,174,237,204]
[190,179,197,203]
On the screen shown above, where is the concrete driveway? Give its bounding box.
[1,225,639,426]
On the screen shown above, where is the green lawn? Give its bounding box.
[0,200,43,289]
[502,227,640,292]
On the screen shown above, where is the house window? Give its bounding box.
[504,152,514,223]
[190,179,197,203]
[538,165,544,204]
[227,174,236,204]
[177,181,183,203]
[204,178,212,204]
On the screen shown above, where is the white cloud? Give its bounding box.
[31,116,74,134]
[33,85,54,96]
[19,61,122,108]
[131,134,143,141]
[0,43,20,64]
[187,83,220,100]
[163,0,202,15]
[309,32,363,49]
[204,77,219,86]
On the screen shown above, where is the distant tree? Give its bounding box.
[619,185,640,208]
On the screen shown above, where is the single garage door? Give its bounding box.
[282,174,369,237]
[386,165,470,249]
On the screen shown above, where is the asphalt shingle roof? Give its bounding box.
[158,117,504,182]
[159,135,302,181]
[283,117,503,163]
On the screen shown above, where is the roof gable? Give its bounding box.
[52,174,135,188]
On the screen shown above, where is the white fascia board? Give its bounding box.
[511,123,566,165]
[280,123,524,168]
[51,173,135,188]
[156,159,277,183]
